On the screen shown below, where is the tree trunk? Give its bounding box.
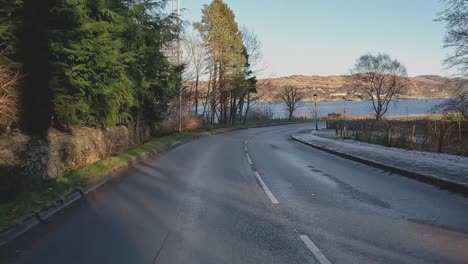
[243,91,251,125]
[203,71,212,123]
[194,75,199,115]
[230,95,237,125]
[238,93,245,125]
[376,111,383,122]
[211,63,218,124]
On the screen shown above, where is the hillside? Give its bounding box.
[187,74,453,102]
[257,74,452,101]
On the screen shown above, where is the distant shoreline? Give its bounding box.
[257,97,449,103]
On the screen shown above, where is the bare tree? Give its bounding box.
[241,26,263,72]
[434,80,468,141]
[351,53,407,121]
[183,31,208,115]
[279,86,302,120]
[437,0,468,75]
[0,60,18,127]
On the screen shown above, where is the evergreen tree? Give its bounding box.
[195,0,245,124]
[0,0,22,68]
[50,0,135,128]
[0,0,183,130]
[120,0,180,132]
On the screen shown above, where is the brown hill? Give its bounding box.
[186,74,453,102]
[257,74,452,101]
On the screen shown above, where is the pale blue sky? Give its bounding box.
[180,0,451,78]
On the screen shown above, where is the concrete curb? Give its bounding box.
[291,135,468,196]
[0,121,311,247]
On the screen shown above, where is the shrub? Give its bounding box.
[327,112,342,119]
[246,106,274,122]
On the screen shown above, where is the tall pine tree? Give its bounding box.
[195,0,245,124]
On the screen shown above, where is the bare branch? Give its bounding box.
[351,53,407,121]
[278,86,303,120]
[437,0,468,76]
[241,26,263,73]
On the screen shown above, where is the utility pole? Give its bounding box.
[342,96,346,140]
[176,0,182,133]
[343,97,346,122]
[313,94,318,131]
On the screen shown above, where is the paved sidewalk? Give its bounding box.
[292,132,468,186]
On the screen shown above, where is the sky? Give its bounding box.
[180,0,452,78]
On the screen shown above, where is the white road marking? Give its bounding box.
[254,171,279,204]
[244,140,248,145]
[244,145,248,152]
[299,235,331,264]
[246,153,253,165]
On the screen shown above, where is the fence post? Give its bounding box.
[438,122,445,153]
[458,121,462,142]
[410,124,415,148]
[387,126,392,145]
[361,121,364,142]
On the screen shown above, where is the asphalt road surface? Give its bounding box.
[1,123,467,264]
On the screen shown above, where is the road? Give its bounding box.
[1,123,467,263]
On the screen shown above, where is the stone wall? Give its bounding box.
[0,125,151,179]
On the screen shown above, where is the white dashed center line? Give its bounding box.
[244,137,330,262]
[253,171,279,204]
[299,235,331,264]
[246,153,253,165]
[244,138,278,204]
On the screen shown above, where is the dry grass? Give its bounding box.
[0,62,18,126]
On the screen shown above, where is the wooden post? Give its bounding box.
[361,121,364,141]
[410,124,415,147]
[458,121,462,142]
[387,126,392,145]
[438,122,445,153]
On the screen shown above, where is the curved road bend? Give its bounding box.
[1,123,467,264]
